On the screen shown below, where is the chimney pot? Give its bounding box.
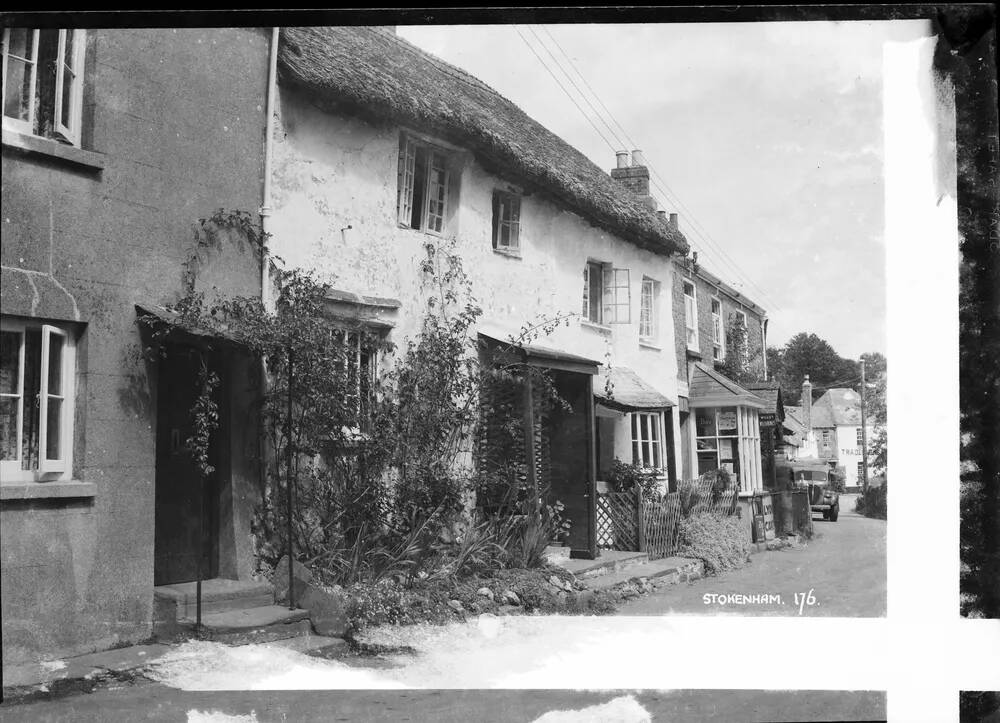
[631,149,645,166]
[669,212,678,230]
[615,151,629,169]
[656,210,667,221]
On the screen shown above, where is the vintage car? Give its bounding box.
[775,459,840,522]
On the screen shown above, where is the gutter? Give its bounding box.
[260,26,279,309]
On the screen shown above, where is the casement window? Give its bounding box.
[331,328,379,427]
[856,427,864,446]
[397,134,453,235]
[711,297,724,361]
[631,411,663,470]
[683,280,698,350]
[492,190,521,252]
[582,262,630,325]
[639,277,658,342]
[1,318,76,482]
[2,28,86,146]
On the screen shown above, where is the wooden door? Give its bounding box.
[547,370,596,558]
[154,346,220,585]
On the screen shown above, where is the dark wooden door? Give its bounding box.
[547,370,595,558]
[154,346,219,585]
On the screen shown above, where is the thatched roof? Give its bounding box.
[278,26,689,257]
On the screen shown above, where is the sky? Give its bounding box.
[398,20,931,359]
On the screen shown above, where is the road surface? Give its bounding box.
[615,494,886,617]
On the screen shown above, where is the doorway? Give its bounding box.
[153,345,223,586]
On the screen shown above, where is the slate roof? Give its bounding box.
[745,380,783,417]
[595,366,675,411]
[278,26,689,257]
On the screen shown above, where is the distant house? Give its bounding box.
[269,26,690,558]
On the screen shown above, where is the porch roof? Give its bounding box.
[477,331,601,375]
[135,303,248,350]
[594,366,674,412]
[688,362,766,409]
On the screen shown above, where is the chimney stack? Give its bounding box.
[802,375,813,432]
[610,150,652,205]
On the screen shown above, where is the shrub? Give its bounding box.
[854,480,887,519]
[605,459,661,497]
[678,512,751,575]
[829,465,847,494]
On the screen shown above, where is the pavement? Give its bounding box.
[614,495,886,617]
[0,687,887,722]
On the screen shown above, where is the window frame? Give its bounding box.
[711,296,724,361]
[2,28,86,147]
[856,427,864,446]
[631,411,664,471]
[582,261,630,326]
[397,133,453,236]
[683,280,699,351]
[492,189,521,252]
[0,317,76,483]
[639,277,658,343]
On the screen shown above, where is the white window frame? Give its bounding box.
[683,280,699,351]
[711,296,724,361]
[583,262,630,325]
[397,133,452,235]
[856,427,864,446]
[694,405,761,492]
[631,411,664,471]
[639,277,657,342]
[492,189,521,252]
[0,317,76,483]
[2,28,86,146]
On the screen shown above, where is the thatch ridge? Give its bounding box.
[279,26,689,257]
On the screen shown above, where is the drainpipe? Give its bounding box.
[761,316,768,380]
[260,26,279,308]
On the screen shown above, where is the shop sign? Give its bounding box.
[759,412,776,427]
[718,410,738,430]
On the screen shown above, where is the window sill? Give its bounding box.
[580,319,612,335]
[639,339,662,351]
[492,246,522,259]
[2,128,106,171]
[685,347,703,359]
[1,480,97,501]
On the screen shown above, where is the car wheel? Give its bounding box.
[829,505,839,522]
[822,511,829,520]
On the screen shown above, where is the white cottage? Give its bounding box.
[265,26,690,558]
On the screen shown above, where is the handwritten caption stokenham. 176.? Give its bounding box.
[703,589,819,615]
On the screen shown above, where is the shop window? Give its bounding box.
[2,29,86,146]
[1,318,76,482]
[693,405,762,492]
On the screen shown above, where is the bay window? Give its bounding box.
[1,318,76,482]
[693,405,762,492]
[2,28,86,146]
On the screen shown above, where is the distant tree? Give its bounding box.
[772,332,860,405]
[860,351,887,380]
[865,371,887,474]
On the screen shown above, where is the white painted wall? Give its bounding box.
[269,90,683,479]
[835,424,876,487]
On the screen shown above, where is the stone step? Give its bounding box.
[154,578,275,620]
[551,550,651,579]
[581,556,703,592]
[181,605,312,645]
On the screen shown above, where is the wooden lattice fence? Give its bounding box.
[598,479,744,560]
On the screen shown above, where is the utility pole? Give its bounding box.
[859,358,869,495]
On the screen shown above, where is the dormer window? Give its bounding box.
[2,29,86,146]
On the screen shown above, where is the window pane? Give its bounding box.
[47,332,63,395]
[4,57,32,121]
[410,147,427,229]
[45,397,62,459]
[0,397,18,460]
[718,407,738,436]
[588,263,602,322]
[652,439,660,468]
[650,415,659,441]
[1,331,20,394]
[639,414,649,443]
[695,407,716,437]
